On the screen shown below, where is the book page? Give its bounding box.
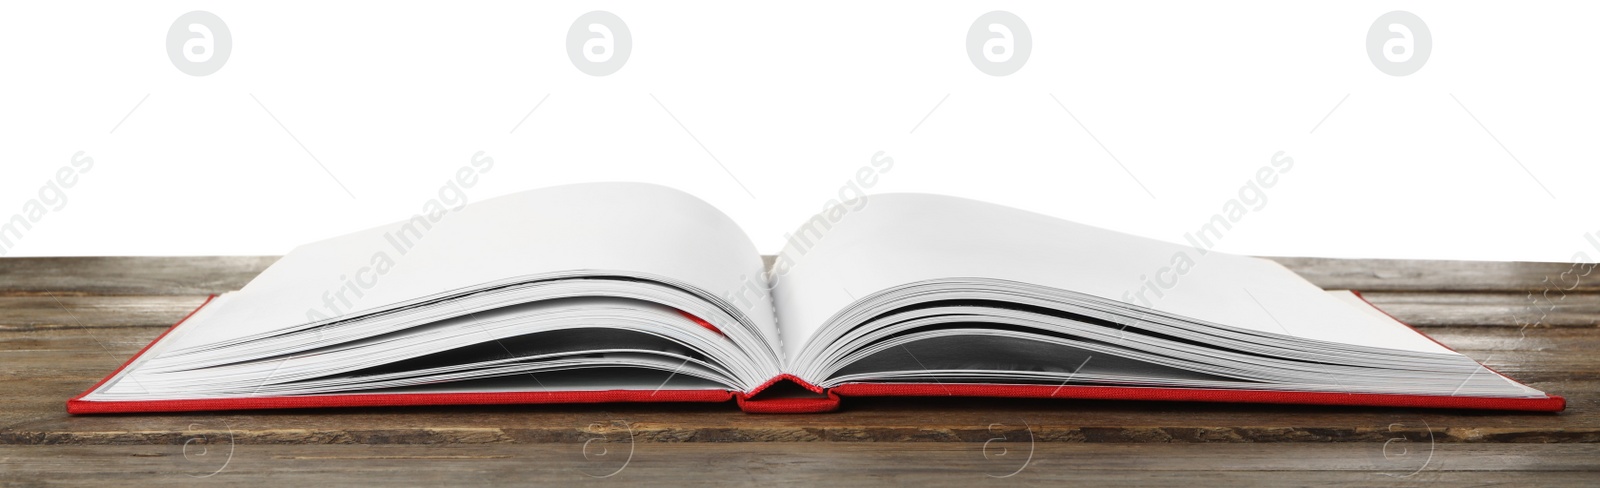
[770,193,1454,361]
[166,182,776,353]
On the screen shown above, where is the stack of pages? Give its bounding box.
[71,183,1562,413]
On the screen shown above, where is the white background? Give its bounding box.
[2,1,1597,262]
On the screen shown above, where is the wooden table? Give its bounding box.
[2,256,1597,485]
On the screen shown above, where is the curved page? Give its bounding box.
[771,193,1456,362]
[167,182,776,353]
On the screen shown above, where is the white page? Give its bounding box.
[166,182,775,353]
[771,193,1454,361]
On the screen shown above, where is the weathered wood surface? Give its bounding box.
[5,443,1599,486]
[1,256,1597,483]
[1268,256,1600,292]
[0,296,212,330]
[0,256,279,297]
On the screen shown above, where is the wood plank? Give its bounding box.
[2,443,1598,486]
[0,296,210,330]
[3,326,1595,445]
[1,256,1594,297]
[1360,291,1600,327]
[0,256,277,297]
[1270,256,1600,292]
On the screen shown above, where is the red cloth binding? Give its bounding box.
[734,374,841,413]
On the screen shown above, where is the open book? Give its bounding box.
[71,183,1563,413]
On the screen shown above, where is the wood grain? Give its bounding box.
[1357,291,1600,327]
[1269,256,1600,292]
[0,296,211,330]
[0,256,278,297]
[4,443,1599,486]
